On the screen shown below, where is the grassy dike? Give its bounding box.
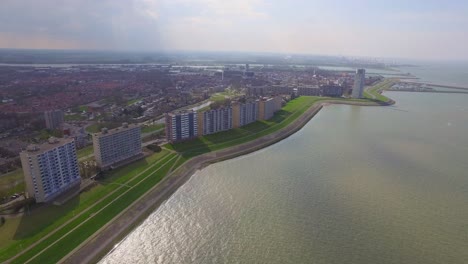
[364,78,396,103]
[0,150,173,262]
[3,79,395,263]
[65,83,396,263]
[12,154,179,264]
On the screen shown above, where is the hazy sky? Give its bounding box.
[1,0,468,60]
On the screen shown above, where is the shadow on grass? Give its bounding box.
[172,139,212,158]
[13,195,80,240]
[268,109,291,124]
[96,158,150,185]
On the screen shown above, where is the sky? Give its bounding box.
[1,0,468,60]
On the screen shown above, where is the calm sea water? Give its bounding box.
[100,64,468,263]
[397,61,468,87]
[100,90,468,264]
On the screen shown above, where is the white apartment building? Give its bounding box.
[20,137,81,203]
[92,123,142,169]
[352,69,366,98]
[165,111,198,142]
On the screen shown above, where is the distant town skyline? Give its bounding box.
[1,0,468,61]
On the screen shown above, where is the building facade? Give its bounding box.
[297,86,320,96]
[352,69,366,98]
[166,96,281,141]
[166,111,198,142]
[259,97,281,120]
[320,85,344,97]
[44,110,64,130]
[20,137,81,203]
[199,107,233,135]
[238,101,259,127]
[92,123,142,169]
[247,86,293,96]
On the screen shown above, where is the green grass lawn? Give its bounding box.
[210,93,227,102]
[364,79,396,102]
[126,98,141,106]
[0,169,24,198]
[77,145,93,159]
[64,114,86,121]
[0,150,173,263]
[11,153,179,264]
[85,122,120,133]
[141,123,165,134]
[78,105,88,112]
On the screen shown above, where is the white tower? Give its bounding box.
[352,69,365,98]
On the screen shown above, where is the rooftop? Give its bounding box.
[23,137,75,155]
[93,123,140,137]
[166,110,196,116]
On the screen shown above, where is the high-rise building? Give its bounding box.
[92,123,142,169]
[297,86,320,96]
[44,110,64,130]
[320,85,344,97]
[198,107,233,135]
[352,69,366,98]
[238,101,259,127]
[259,97,281,120]
[20,137,81,203]
[166,111,198,142]
[247,86,293,96]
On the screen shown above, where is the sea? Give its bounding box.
[100,62,468,264]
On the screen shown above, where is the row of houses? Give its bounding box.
[166,97,282,143]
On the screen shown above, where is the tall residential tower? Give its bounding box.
[44,110,64,130]
[165,111,198,143]
[92,123,142,169]
[20,137,81,203]
[352,69,366,98]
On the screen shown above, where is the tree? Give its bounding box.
[147,144,161,153]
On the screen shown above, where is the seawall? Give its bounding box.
[62,99,390,264]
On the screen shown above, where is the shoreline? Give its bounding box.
[61,97,394,264]
[400,80,468,90]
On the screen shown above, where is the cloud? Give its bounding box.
[0,0,164,50]
[167,0,268,18]
[0,0,468,60]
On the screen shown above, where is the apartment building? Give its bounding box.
[320,85,344,97]
[44,110,64,130]
[259,97,282,120]
[247,86,293,96]
[352,69,366,98]
[92,123,142,169]
[165,111,198,142]
[297,86,320,96]
[20,137,81,203]
[232,101,259,128]
[198,107,233,135]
